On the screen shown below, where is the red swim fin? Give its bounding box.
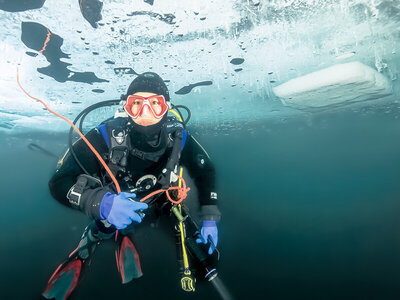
[115,231,143,284]
[42,221,101,300]
[42,254,83,300]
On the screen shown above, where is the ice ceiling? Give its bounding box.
[0,0,399,132]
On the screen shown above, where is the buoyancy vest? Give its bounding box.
[97,116,187,196]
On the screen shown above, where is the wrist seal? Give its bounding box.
[67,175,102,208]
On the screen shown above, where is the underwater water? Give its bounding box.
[2,0,400,299]
[2,108,400,299]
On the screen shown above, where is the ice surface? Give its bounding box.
[0,0,399,132]
[273,62,392,107]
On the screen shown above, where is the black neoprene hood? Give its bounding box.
[126,72,170,102]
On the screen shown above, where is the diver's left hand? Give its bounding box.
[196,220,218,255]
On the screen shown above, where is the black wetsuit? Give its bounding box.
[49,117,221,223]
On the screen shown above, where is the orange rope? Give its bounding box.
[38,29,52,54]
[16,68,122,194]
[139,175,190,205]
[16,68,191,204]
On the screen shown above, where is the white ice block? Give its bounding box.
[273,61,392,107]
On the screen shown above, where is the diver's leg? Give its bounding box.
[42,220,115,300]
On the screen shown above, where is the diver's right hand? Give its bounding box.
[99,192,148,229]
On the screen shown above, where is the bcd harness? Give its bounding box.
[67,115,187,208]
[98,116,187,198]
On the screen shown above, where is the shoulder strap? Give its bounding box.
[98,117,130,168]
[164,116,187,150]
[181,129,187,150]
[98,117,129,148]
[98,124,109,148]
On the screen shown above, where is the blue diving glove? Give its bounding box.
[100,192,148,229]
[196,220,218,255]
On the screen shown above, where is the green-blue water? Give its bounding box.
[1,108,400,299]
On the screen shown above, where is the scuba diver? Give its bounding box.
[42,72,222,300]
